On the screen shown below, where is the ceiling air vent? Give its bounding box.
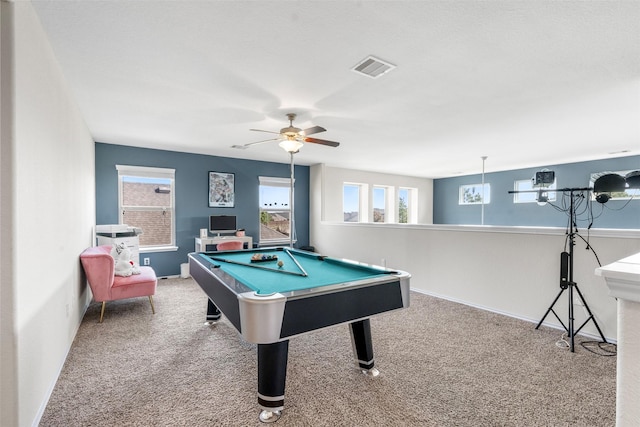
[352,56,396,79]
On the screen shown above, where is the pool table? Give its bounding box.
[188,247,411,423]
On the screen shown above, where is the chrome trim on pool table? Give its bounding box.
[400,275,410,308]
[238,291,287,343]
[272,273,410,300]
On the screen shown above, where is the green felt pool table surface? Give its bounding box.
[197,247,392,295]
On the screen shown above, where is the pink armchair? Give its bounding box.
[80,245,157,322]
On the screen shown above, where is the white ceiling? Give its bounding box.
[31,0,640,178]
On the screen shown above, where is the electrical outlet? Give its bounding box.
[143,258,150,266]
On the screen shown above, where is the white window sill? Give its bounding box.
[140,245,178,253]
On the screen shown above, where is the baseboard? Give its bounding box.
[410,287,617,344]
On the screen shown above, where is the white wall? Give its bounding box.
[310,165,640,341]
[0,2,17,425]
[1,2,95,426]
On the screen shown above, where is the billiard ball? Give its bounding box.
[277,260,284,268]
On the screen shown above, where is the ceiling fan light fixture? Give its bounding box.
[279,139,304,153]
[245,113,339,150]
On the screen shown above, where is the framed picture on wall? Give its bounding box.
[209,171,235,207]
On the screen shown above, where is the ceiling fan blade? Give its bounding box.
[250,129,281,135]
[302,125,326,136]
[232,137,280,149]
[304,137,340,147]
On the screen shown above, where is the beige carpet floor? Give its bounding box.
[40,277,616,426]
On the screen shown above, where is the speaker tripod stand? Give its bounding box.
[534,188,607,352]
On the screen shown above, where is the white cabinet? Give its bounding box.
[96,224,142,264]
[195,235,253,252]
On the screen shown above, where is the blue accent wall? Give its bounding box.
[95,143,310,277]
[433,156,640,229]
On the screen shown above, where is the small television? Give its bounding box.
[209,215,237,236]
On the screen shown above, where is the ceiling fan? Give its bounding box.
[232,113,340,152]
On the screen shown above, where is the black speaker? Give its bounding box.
[560,251,569,289]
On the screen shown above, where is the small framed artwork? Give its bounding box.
[209,171,235,207]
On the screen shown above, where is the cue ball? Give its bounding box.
[277,261,284,267]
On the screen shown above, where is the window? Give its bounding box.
[116,165,175,250]
[259,176,293,245]
[343,183,362,222]
[459,183,490,205]
[398,187,416,223]
[344,183,416,224]
[373,186,386,223]
[513,179,557,203]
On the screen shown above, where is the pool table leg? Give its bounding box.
[257,340,289,423]
[350,319,380,377]
[205,299,222,325]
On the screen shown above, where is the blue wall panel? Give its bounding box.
[95,143,310,277]
[433,156,640,229]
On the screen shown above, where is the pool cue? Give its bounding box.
[209,256,306,277]
[284,249,308,277]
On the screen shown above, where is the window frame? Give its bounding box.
[259,176,294,246]
[398,187,417,224]
[459,183,491,205]
[116,164,176,252]
[344,182,418,224]
[372,185,388,223]
[343,182,368,223]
